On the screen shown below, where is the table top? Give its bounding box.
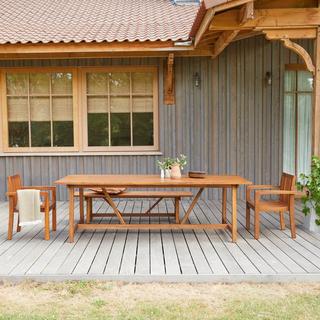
[55,174,252,188]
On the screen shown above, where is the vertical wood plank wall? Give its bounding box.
[0,37,313,200]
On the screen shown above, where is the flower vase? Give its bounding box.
[165,169,171,178]
[160,169,165,179]
[170,164,181,179]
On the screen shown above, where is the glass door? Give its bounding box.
[283,68,313,179]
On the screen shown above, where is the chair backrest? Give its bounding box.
[279,172,296,204]
[7,175,22,208]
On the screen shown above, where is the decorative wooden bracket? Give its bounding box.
[281,38,315,74]
[238,1,254,25]
[212,30,239,59]
[164,53,175,105]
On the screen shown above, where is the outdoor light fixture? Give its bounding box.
[194,72,201,88]
[265,71,272,86]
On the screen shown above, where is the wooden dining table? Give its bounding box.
[55,174,252,243]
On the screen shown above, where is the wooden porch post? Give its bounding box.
[313,27,320,157]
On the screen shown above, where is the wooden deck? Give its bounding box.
[0,199,320,282]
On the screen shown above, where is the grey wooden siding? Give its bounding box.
[0,37,314,200]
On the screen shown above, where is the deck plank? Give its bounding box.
[0,199,319,281]
[135,200,150,275]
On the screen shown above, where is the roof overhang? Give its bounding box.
[193,0,320,61]
[0,40,213,60]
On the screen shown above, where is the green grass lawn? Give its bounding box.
[0,281,319,320]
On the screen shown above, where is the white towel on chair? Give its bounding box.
[17,189,42,226]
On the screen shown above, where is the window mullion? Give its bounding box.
[130,72,133,147]
[108,73,111,147]
[49,73,53,147]
[27,73,31,148]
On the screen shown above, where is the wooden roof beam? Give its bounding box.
[264,29,317,40]
[0,41,195,55]
[212,30,239,58]
[204,0,254,11]
[209,8,320,31]
[194,8,216,47]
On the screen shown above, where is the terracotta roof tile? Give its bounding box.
[0,0,200,44]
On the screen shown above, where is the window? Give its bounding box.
[0,66,158,154]
[2,69,77,151]
[283,66,313,178]
[84,67,158,151]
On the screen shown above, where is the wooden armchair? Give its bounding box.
[246,173,296,240]
[6,174,57,240]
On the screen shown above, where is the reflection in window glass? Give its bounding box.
[52,96,74,146]
[7,97,29,147]
[133,97,153,146]
[87,96,109,146]
[6,72,74,148]
[30,97,51,147]
[86,71,155,148]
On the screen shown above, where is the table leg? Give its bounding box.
[68,186,75,243]
[175,198,180,223]
[181,188,204,224]
[102,188,126,224]
[231,186,238,243]
[222,187,227,224]
[79,187,84,224]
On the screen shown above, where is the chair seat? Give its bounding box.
[247,199,289,211]
[14,201,55,213]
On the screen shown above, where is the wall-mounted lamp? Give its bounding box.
[265,71,272,86]
[194,72,201,88]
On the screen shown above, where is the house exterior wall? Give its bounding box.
[0,37,313,200]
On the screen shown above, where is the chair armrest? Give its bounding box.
[22,186,56,202]
[246,185,279,202]
[6,191,16,197]
[22,186,56,191]
[254,190,296,206]
[6,190,50,210]
[256,190,297,196]
[247,185,279,190]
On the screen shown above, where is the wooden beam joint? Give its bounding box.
[212,30,239,58]
[238,1,254,25]
[164,53,175,105]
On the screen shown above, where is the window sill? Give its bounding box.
[0,151,163,157]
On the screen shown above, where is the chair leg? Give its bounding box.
[17,215,21,232]
[52,206,57,231]
[44,210,50,241]
[254,210,260,240]
[8,205,14,240]
[246,204,250,230]
[279,211,285,230]
[289,203,296,239]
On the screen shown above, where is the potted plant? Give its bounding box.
[297,156,320,233]
[157,157,174,178]
[170,154,187,179]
